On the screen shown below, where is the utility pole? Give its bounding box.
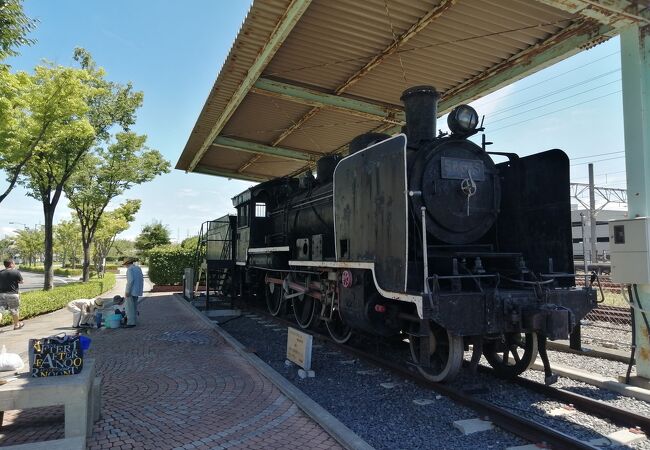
[588,163,597,263]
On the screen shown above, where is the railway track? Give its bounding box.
[231,304,648,450]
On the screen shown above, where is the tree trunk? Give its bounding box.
[62,249,67,269]
[82,240,91,282]
[43,208,54,291]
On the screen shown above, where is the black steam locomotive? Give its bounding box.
[221,85,596,384]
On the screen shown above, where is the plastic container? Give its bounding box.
[105,314,122,329]
[79,335,92,351]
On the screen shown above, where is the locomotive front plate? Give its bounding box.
[440,157,485,181]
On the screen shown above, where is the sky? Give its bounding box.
[0,1,629,241]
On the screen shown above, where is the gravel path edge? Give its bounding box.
[175,295,375,450]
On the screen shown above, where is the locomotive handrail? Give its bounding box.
[427,274,497,280]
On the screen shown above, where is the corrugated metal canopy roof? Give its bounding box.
[176,0,649,182]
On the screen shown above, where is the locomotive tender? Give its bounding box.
[223,85,596,384]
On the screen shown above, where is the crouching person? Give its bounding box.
[67,298,100,328]
[68,296,125,328]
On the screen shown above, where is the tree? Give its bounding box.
[135,222,171,260]
[65,131,169,281]
[0,64,90,205]
[54,218,82,268]
[19,49,143,290]
[92,200,140,278]
[14,226,43,266]
[181,236,199,250]
[0,0,36,61]
[0,236,17,259]
[109,239,135,261]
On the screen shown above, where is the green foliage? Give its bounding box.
[109,239,135,260]
[0,236,17,259]
[14,226,43,265]
[0,0,37,61]
[54,217,82,268]
[135,222,171,260]
[16,49,146,289]
[181,235,199,250]
[19,265,82,277]
[148,245,194,285]
[0,272,115,325]
[90,200,141,278]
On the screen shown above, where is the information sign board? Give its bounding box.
[286,327,313,370]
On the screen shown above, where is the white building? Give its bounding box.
[571,209,627,261]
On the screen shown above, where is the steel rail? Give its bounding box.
[238,306,600,450]
[502,370,650,435]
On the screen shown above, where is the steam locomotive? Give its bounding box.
[218,85,596,384]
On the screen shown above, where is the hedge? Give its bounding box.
[148,245,194,285]
[19,266,83,277]
[0,273,116,326]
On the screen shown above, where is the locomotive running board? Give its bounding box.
[288,260,424,318]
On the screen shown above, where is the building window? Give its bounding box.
[238,204,249,228]
[255,202,266,218]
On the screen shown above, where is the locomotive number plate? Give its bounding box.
[441,157,485,181]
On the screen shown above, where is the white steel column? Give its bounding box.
[620,25,650,377]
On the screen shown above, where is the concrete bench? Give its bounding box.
[0,358,100,448]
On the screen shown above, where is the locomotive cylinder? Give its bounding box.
[400,85,439,147]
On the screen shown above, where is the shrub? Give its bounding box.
[0,273,116,326]
[19,266,83,277]
[148,245,194,285]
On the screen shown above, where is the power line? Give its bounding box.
[487,70,620,118]
[570,156,625,167]
[488,90,621,134]
[571,151,624,161]
[477,51,620,106]
[488,79,620,125]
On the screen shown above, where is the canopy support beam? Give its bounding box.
[252,78,405,124]
[212,136,318,162]
[194,166,268,182]
[270,0,457,147]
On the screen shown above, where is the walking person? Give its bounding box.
[0,258,24,330]
[123,257,143,327]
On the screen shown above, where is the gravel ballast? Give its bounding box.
[209,304,650,450]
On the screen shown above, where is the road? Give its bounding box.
[19,270,79,292]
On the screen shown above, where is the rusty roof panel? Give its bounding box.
[220,93,315,143]
[278,108,385,152]
[200,146,256,171]
[243,154,307,178]
[177,0,616,182]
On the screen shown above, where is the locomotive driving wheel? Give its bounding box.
[483,332,538,378]
[292,275,319,329]
[409,322,463,382]
[265,281,284,316]
[326,306,352,344]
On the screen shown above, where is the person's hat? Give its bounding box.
[94,298,105,307]
[122,256,137,265]
[113,295,124,304]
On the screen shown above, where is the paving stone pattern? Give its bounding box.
[0,294,343,450]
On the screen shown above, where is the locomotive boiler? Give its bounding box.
[226,85,596,384]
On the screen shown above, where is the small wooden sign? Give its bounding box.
[286,327,313,370]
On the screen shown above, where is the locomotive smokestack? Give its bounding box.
[400,85,439,147]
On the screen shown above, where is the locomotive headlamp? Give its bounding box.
[448,105,479,135]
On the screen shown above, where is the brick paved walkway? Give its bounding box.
[0,294,343,450]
